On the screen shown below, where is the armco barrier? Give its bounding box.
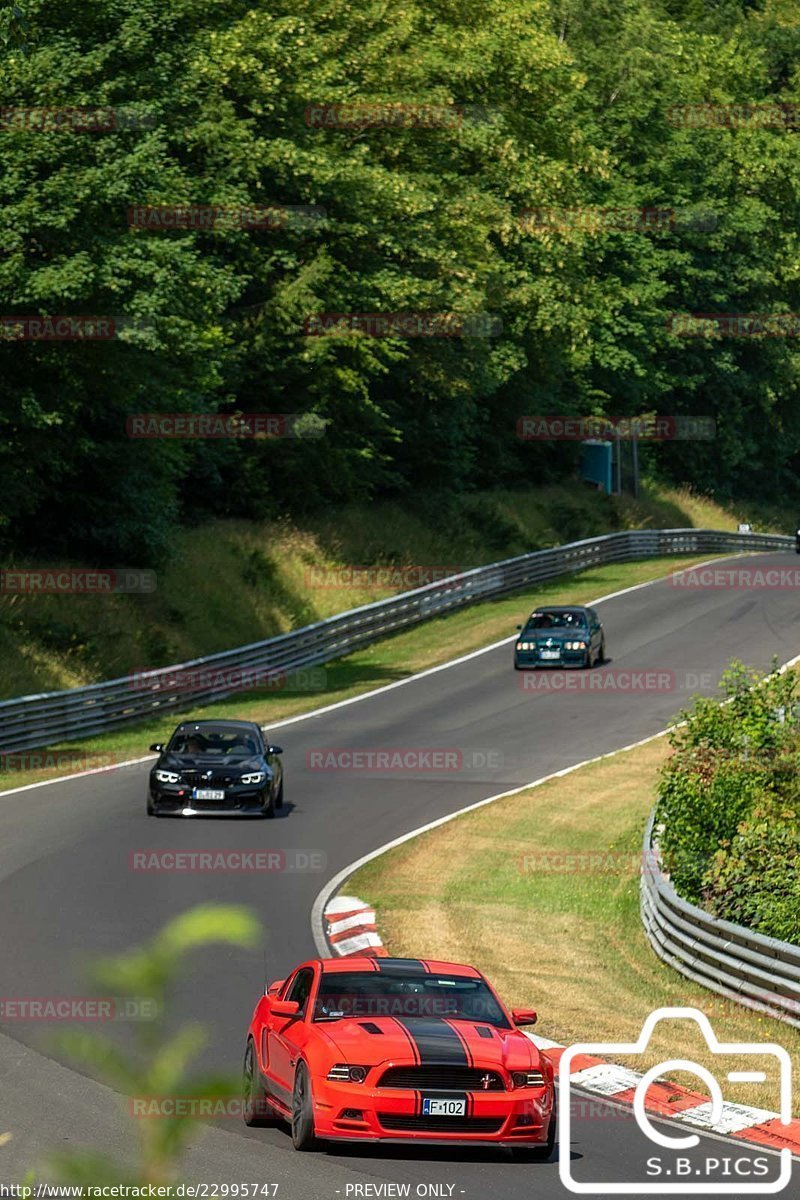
[641,812,800,1028]
[0,528,790,755]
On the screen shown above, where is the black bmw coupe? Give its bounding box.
[147,719,284,817]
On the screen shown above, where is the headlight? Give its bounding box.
[155,769,181,784]
[512,1070,546,1089]
[241,771,266,785]
[327,1064,368,1083]
[516,642,533,651]
[565,641,587,650]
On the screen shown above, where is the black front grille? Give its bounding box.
[183,771,238,787]
[379,1066,504,1091]
[378,1114,504,1134]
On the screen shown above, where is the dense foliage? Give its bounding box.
[655,662,800,943]
[3,0,800,562]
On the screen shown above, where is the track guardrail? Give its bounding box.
[0,528,791,754]
[641,811,800,1028]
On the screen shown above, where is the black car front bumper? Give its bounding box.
[148,782,271,816]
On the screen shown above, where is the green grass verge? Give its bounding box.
[348,738,800,1115]
[1,551,724,793]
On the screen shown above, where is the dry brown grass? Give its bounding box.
[351,737,800,1114]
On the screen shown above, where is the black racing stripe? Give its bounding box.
[394,1017,469,1065]
[374,958,429,976]
[389,1017,420,1063]
[445,1019,474,1067]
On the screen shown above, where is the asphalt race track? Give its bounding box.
[1,551,799,1197]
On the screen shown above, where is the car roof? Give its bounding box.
[172,719,261,732]
[313,956,483,978]
[529,605,589,614]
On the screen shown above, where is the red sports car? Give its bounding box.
[242,955,556,1156]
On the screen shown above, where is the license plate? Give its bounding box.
[192,788,226,800]
[422,1098,466,1116]
[539,649,560,660]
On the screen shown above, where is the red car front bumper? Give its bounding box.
[312,1079,554,1145]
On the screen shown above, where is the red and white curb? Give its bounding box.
[323,895,387,957]
[322,897,800,1157]
[527,1033,800,1157]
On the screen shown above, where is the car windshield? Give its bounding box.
[168,726,259,757]
[313,972,510,1028]
[525,610,587,631]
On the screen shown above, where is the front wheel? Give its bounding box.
[243,1040,273,1126]
[275,777,284,810]
[261,789,276,819]
[291,1063,320,1151]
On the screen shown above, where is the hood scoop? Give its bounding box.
[358,1021,384,1034]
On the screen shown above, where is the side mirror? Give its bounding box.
[266,979,284,997]
[511,1008,538,1027]
[270,999,300,1017]
[268,745,283,755]
[149,744,164,753]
